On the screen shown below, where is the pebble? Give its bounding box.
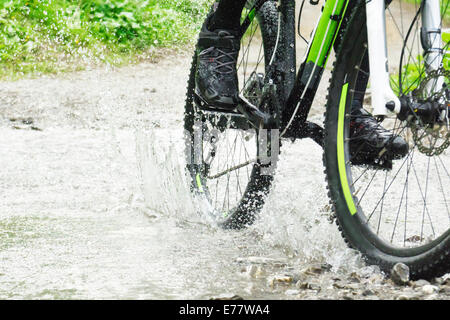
[345,283,361,291]
[9,117,34,124]
[22,117,34,125]
[291,272,308,283]
[210,294,244,300]
[367,273,385,284]
[390,263,410,285]
[296,282,321,291]
[348,273,362,283]
[362,289,376,296]
[436,273,450,286]
[411,279,430,288]
[332,281,346,289]
[421,285,439,295]
[245,265,258,277]
[245,265,265,278]
[268,275,293,288]
[363,295,380,300]
[285,289,300,296]
[439,285,450,294]
[396,294,419,300]
[236,257,288,266]
[301,263,332,276]
[255,268,266,278]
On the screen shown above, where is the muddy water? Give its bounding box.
[0,3,449,300]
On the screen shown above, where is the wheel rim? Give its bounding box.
[344,1,449,251]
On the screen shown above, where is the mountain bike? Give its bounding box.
[184,0,450,279]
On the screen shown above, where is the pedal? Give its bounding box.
[193,91,242,116]
[237,95,277,129]
[194,82,280,130]
[238,81,281,130]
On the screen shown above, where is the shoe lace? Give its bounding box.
[351,114,392,141]
[204,47,238,75]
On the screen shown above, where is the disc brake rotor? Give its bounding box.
[410,68,450,156]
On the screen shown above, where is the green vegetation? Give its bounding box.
[0,0,210,79]
[390,30,449,96]
[391,55,449,96]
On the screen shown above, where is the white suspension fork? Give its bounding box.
[422,0,444,98]
[366,0,444,116]
[366,0,401,116]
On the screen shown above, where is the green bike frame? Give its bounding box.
[280,0,351,137]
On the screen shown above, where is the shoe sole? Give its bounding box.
[194,89,238,114]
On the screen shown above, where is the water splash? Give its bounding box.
[251,139,364,273]
[135,129,197,220]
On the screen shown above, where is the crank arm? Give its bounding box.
[237,95,276,129]
[237,82,281,129]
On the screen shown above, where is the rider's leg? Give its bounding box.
[333,0,408,160]
[195,0,247,111]
[209,0,248,32]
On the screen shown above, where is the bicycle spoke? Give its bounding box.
[365,129,428,223]
[419,156,432,240]
[390,151,414,243]
[376,171,389,235]
[411,161,436,238]
[433,156,450,222]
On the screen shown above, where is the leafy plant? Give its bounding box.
[390,31,449,96]
[0,0,210,78]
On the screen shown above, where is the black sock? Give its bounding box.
[209,0,248,32]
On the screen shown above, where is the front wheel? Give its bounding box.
[324,1,449,279]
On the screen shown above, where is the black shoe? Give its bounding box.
[195,16,240,111]
[349,105,409,165]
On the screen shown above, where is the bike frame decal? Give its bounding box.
[248,7,256,21]
[196,173,204,193]
[326,0,350,67]
[306,0,349,68]
[338,83,357,215]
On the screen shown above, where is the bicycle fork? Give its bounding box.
[366,0,444,116]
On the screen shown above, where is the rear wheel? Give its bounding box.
[324,1,450,279]
[184,1,281,229]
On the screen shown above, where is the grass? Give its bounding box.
[0,0,210,79]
